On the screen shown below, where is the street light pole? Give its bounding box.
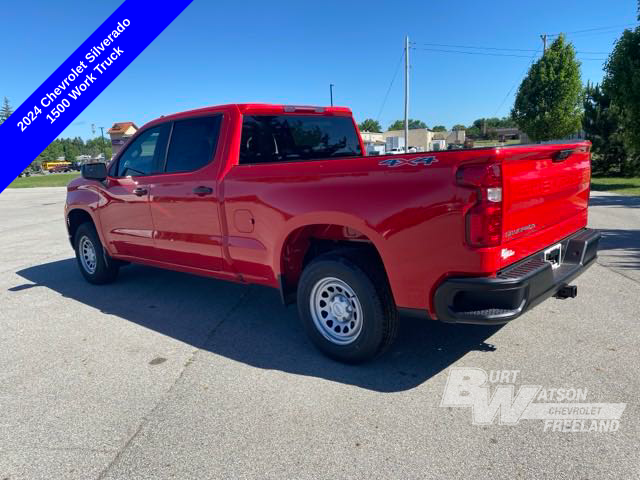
[100,127,107,161]
[404,35,410,153]
[330,84,334,106]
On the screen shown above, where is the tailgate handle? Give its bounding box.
[552,149,575,162]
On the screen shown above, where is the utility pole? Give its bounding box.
[329,84,334,106]
[404,35,409,153]
[540,34,547,53]
[100,127,107,161]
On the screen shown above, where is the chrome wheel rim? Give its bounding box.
[309,277,363,345]
[79,236,97,274]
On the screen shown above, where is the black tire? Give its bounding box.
[297,250,398,363]
[74,222,119,284]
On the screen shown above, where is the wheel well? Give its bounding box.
[67,209,94,246]
[279,224,387,304]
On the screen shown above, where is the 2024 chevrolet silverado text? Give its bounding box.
[65,104,600,362]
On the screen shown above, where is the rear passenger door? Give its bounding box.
[148,115,226,271]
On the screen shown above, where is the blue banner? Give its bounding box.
[0,0,193,192]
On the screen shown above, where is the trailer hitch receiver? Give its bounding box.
[555,285,577,299]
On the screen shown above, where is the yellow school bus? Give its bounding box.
[42,161,72,173]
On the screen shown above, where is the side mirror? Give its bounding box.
[81,162,108,181]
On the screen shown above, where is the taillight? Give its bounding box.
[456,163,503,247]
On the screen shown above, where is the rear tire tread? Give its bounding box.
[297,247,398,363]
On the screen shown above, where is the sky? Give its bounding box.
[1,0,637,139]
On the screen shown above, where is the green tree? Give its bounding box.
[86,137,112,158]
[35,136,112,168]
[466,126,481,138]
[583,82,629,175]
[57,137,87,162]
[38,140,64,162]
[432,125,447,132]
[63,143,80,162]
[358,118,382,132]
[0,97,13,125]
[388,119,427,131]
[603,23,640,160]
[465,117,517,139]
[511,35,583,141]
[452,124,466,131]
[469,118,515,130]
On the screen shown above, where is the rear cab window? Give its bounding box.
[239,115,362,165]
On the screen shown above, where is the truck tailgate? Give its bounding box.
[499,142,591,268]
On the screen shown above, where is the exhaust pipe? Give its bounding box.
[555,285,577,299]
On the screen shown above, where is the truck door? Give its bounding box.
[147,115,226,271]
[99,123,170,259]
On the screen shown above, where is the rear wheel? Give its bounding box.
[297,251,397,363]
[74,222,119,284]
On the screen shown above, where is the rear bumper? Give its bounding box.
[433,228,600,324]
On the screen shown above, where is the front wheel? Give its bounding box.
[74,222,119,284]
[297,251,397,363]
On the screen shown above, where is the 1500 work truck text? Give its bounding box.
[65,104,600,362]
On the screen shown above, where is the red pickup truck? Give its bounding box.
[65,104,599,362]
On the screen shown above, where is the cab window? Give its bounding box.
[165,116,222,173]
[239,115,362,165]
[117,124,169,177]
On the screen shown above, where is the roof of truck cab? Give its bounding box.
[235,104,353,115]
[147,104,353,127]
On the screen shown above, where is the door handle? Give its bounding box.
[133,187,148,197]
[193,186,214,196]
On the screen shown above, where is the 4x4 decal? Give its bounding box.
[379,156,438,168]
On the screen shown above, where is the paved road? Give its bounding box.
[0,188,638,479]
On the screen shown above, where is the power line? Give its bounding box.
[410,41,608,55]
[411,41,539,52]
[562,29,635,39]
[387,26,625,128]
[410,47,606,61]
[410,47,535,58]
[375,49,404,123]
[489,40,609,117]
[492,49,541,117]
[548,23,637,37]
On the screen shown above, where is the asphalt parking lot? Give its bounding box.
[1,188,638,479]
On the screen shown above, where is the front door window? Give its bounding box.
[117,124,169,177]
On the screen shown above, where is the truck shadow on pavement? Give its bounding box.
[597,228,640,271]
[15,259,502,393]
[589,194,640,209]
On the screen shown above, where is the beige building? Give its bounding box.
[108,122,139,157]
[382,128,466,152]
[383,128,431,151]
[445,129,466,145]
[360,131,386,155]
